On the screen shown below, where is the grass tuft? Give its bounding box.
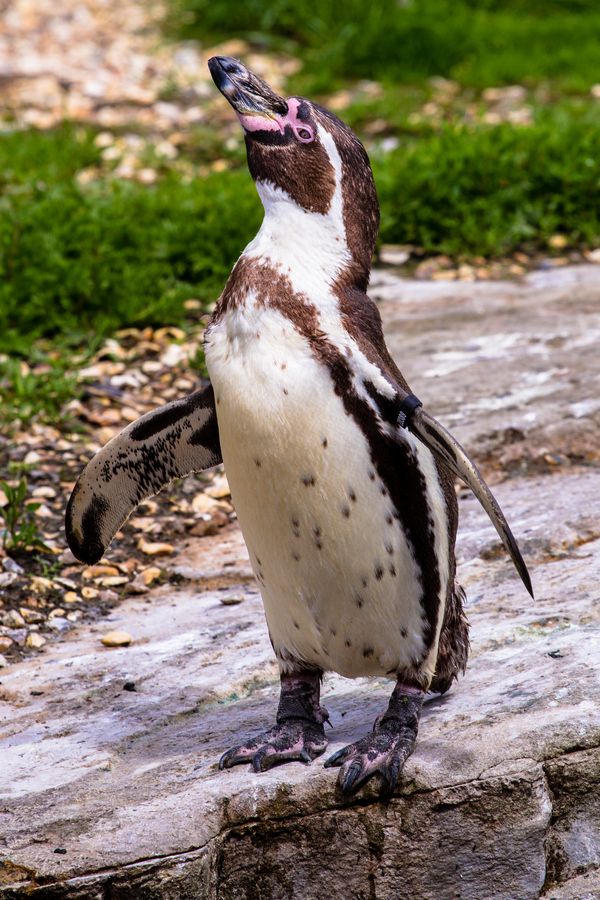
[1,114,598,360]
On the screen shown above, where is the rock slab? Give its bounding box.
[1,267,600,899]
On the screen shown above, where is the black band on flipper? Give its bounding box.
[397,393,423,429]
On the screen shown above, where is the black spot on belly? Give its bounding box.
[345,638,352,648]
[381,486,387,496]
[401,627,407,638]
[315,540,322,550]
[363,646,374,658]
[361,576,368,588]
[322,437,328,448]
[369,471,376,481]
[283,387,289,395]
[341,505,350,518]
[348,488,357,502]
[355,595,364,609]
[389,564,397,577]
[374,565,384,580]
[256,555,262,566]
[254,459,262,468]
[294,620,300,630]
[313,526,321,538]
[292,551,301,562]
[386,514,393,525]
[301,475,316,486]
[385,542,393,555]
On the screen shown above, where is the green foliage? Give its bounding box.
[170,0,600,92]
[0,124,101,188]
[0,162,261,355]
[0,355,80,428]
[0,477,49,553]
[375,108,600,255]
[1,113,599,370]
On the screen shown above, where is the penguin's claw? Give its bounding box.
[324,724,418,796]
[218,719,328,773]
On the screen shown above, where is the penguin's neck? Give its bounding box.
[243,182,350,300]
[241,126,370,302]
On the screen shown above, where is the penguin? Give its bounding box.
[66,56,533,796]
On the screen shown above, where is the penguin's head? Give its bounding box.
[209,56,379,289]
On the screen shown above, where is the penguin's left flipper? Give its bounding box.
[65,384,221,565]
[407,404,534,598]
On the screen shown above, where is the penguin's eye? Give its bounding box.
[293,124,315,143]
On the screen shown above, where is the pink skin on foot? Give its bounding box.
[237,98,315,143]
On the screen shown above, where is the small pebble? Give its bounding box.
[141,566,162,586]
[101,630,133,647]
[25,633,47,649]
[2,557,25,575]
[137,538,174,556]
[220,594,244,606]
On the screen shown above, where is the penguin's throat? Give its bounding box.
[244,181,353,294]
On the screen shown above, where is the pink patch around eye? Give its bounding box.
[238,98,315,143]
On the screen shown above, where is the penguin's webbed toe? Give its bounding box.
[218,719,328,773]
[324,719,419,797]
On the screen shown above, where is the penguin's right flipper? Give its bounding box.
[409,406,534,598]
[65,384,221,565]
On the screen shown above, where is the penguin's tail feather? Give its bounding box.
[65,385,221,565]
[409,407,534,598]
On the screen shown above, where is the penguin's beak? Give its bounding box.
[208,56,288,120]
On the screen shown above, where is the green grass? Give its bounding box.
[1,112,598,366]
[171,0,600,93]
[0,128,262,356]
[376,105,600,255]
[0,355,80,428]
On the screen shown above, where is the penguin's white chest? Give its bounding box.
[205,304,431,678]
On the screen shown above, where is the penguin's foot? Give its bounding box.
[218,669,328,773]
[219,718,328,772]
[324,682,424,796]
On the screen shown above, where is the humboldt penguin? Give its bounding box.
[66,57,533,796]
